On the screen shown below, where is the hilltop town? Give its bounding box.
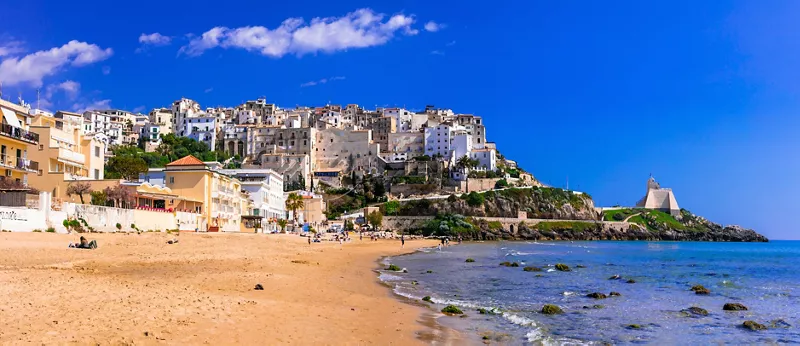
[0,96,765,241]
[0,96,538,233]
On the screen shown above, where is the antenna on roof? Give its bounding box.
[36,88,40,110]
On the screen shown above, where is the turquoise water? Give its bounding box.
[381,241,800,344]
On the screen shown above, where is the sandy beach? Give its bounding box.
[0,232,449,345]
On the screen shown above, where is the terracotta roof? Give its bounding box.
[166,155,205,166]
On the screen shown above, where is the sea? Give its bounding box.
[379,241,800,345]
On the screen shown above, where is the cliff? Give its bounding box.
[386,188,768,242]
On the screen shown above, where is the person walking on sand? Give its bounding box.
[308,236,311,245]
[401,234,405,248]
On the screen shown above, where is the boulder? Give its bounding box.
[441,305,464,315]
[609,275,621,280]
[682,307,709,316]
[723,303,748,311]
[555,263,571,272]
[609,292,621,297]
[540,304,564,315]
[523,266,542,272]
[742,320,767,331]
[254,284,264,290]
[691,285,710,295]
[587,292,607,299]
[626,279,636,284]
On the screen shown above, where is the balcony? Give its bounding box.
[0,155,38,173]
[57,148,86,165]
[0,124,39,144]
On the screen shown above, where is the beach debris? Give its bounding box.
[609,275,621,280]
[587,292,607,299]
[626,279,636,284]
[144,331,150,336]
[523,266,542,272]
[167,238,179,244]
[422,296,432,302]
[742,320,767,331]
[441,305,464,315]
[682,307,709,316]
[291,260,309,264]
[254,284,264,290]
[723,303,748,311]
[609,292,621,297]
[691,285,710,295]
[540,304,564,315]
[555,263,571,272]
[385,264,402,272]
[465,258,475,263]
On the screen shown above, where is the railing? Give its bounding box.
[0,123,39,144]
[16,157,38,172]
[58,148,86,164]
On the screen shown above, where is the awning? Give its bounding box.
[2,108,22,128]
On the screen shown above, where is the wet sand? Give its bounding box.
[0,232,455,345]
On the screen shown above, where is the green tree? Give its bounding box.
[285,193,304,222]
[384,200,400,215]
[367,210,383,231]
[456,155,479,192]
[90,190,107,206]
[66,181,91,204]
[105,155,148,181]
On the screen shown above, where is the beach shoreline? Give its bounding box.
[0,232,448,345]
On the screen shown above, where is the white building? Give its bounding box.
[424,122,473,160]
[184,116,217,150]
[469,148,497,171]
[82,110,123,147]
[383,108,413,132]
[172,98,201,136]
[221,169,286,232]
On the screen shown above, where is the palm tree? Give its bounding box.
[277,219,288,233]
[456,155,478,192]
[285,192,304,225]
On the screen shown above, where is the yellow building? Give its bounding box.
[162,155,247,232]
[26,111,106,200]
[0,99,40,186]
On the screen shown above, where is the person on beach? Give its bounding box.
[401,234,405,248]
[308,236,311,245]
[69,236,97,249]
[360,232,363,241]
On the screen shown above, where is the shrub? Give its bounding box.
[441,305,463,314]
[422,296,432,302]
[32,229,42,232]
[523,266,542,272]
[386,264,402,272]
[116,223,122,230]
[447,194,457,202]
[46,227,55,233]
[487,221,503,230]
[465,258,475,263]
[540,304,563,315]
[465,192,485,207]
[612,213,625,221]
[130,223,136,229]
[555,263,571,272]
[494,179,509,189]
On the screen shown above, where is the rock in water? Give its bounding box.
[609,292,621,297]
[587,292,607,299]
[555,263,571,272]
[742,320,767,331]
[690,285,710,295]
[254,284,264,290]
[540,304,563,315]
[609,275,621,280]
[682,307,709,316]
[626,279,636,284]
[723,303,748,311]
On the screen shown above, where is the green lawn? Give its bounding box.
[603,208,640,221]
[535,221,598,233]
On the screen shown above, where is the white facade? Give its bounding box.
[172,98,201,136]
[424,122,471,159]
[184,116,217,150]
[82,111,123,147]
[221,169,286,232]
[469,148,497,171]
[384,108,413,132]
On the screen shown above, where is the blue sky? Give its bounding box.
[1,1,798,239]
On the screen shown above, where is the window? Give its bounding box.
[169,176,175,184]
[94,146,100,157]
[94,169,100,179]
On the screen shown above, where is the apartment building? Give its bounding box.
[161,155,246,232]
[385,132,424,162]
[82,110,123,146]
[372,116,395,150]
[26,111,105,199]
[221,168,286,232]
[0,99,40,186]
[183,115,217,150]
[315,129,381,174]
[172,98,201,136]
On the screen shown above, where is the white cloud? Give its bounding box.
[133,106,146,113]
[300,76,345,87]
[204,87,213,93]
[0,40,25,57]
[102,66,111,75]
[181,9,420,58]
[38,80,81,110]
[430,50,444,55]
[446,40,456,46]
[0,40,113,87]
[424,21,444,32]
[139,33,172,46]
[73,99,111,113]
